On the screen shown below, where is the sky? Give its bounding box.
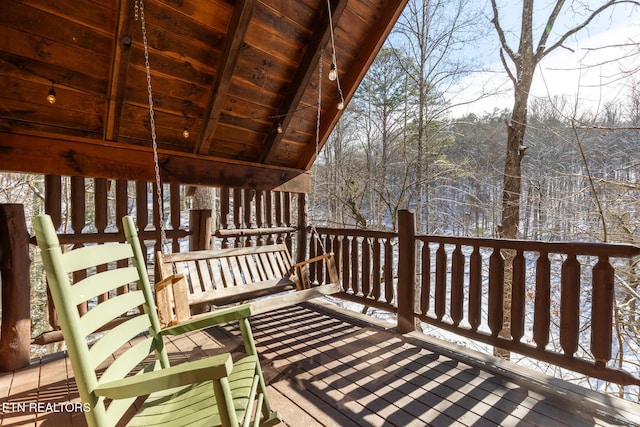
[448,1,640,118]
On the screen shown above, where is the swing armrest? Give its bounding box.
[293,252,334,268]
[292,252,339,289]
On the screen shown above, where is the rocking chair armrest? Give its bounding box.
[159,303,253,336]
[94,353,235,400]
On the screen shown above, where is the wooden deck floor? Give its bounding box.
[1,302,639,427]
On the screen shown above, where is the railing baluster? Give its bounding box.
[323,234,333,284]
[220,187,230,248]
[451,244,464,326]
[435,243,446,320]
[265,191,273,245]
[468,246,481,331]
[170,183,181,251]
[95,178,109,304]
[560,253,580,356]
[511,250,526,342]
[308,233,317,281]
[332,235,341,288]
[421,241,431,316]
[372,238,381,301]
[362,238,371,298]
[533,252,551,350]
[351,237,360,295]
[342,236,351,293]
[591,256,614,366]
[71,176,88,316]
[116,180,129,295]
[488,248,504,337]
[384,238,393,305]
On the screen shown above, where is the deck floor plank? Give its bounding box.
[2,302,639,427]
[2,359,41,426]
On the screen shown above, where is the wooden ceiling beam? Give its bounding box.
[0,133,310,193]
[258,0,349,165]
[297,0,410,170]
[194,0,257,155]
[104,0,133,142]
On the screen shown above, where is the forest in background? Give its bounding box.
[309,0,639,246]
[310,87,640,244]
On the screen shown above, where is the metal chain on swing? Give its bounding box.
[136,0,171,259]
[310,49,326,255]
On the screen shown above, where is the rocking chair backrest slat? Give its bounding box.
[97,337,158,385]
[79,291,147,336]
[61,243,135,272]
[70,267,140,305]
[88,315,152,370]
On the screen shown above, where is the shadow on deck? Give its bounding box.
[1,302,639,426]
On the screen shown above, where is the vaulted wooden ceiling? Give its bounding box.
[0,0,407,192]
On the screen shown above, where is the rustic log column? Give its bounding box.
[397,209,416,333]
[189,186,215,251]
[189,210,212,251]
[0,204,31,371]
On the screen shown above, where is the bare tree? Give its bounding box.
[490,0,639,240]
[391,0,488,232]
[489,0,639,358]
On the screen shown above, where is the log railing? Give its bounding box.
[309,226,397,313]
[310,210,640,387]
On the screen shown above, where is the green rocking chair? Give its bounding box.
[33,214,281,427]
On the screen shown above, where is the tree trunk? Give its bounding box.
[495,75,533,359]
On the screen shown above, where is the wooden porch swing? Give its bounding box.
[146,4,340,328]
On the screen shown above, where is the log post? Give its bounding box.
[189,210,212,251]
[189,186,215,251]
[397,209,416,333]
[0,204,31,371]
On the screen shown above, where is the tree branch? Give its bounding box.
[539,1,640,62]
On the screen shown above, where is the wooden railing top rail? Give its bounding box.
[28,229,191,246]
[417,234,640,258]
[312,226,397,240]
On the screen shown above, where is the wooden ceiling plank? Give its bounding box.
[0,26,110,82]
[0,132,310,193]
[104,0,133,142]
[297,0,410,169]
[195,0,257,155]
[258,0,349,165]
[16,0,115,34]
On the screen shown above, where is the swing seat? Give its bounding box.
[33,214,281,427]
[156,243,340,324]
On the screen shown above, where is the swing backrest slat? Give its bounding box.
[156,243,341,321]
